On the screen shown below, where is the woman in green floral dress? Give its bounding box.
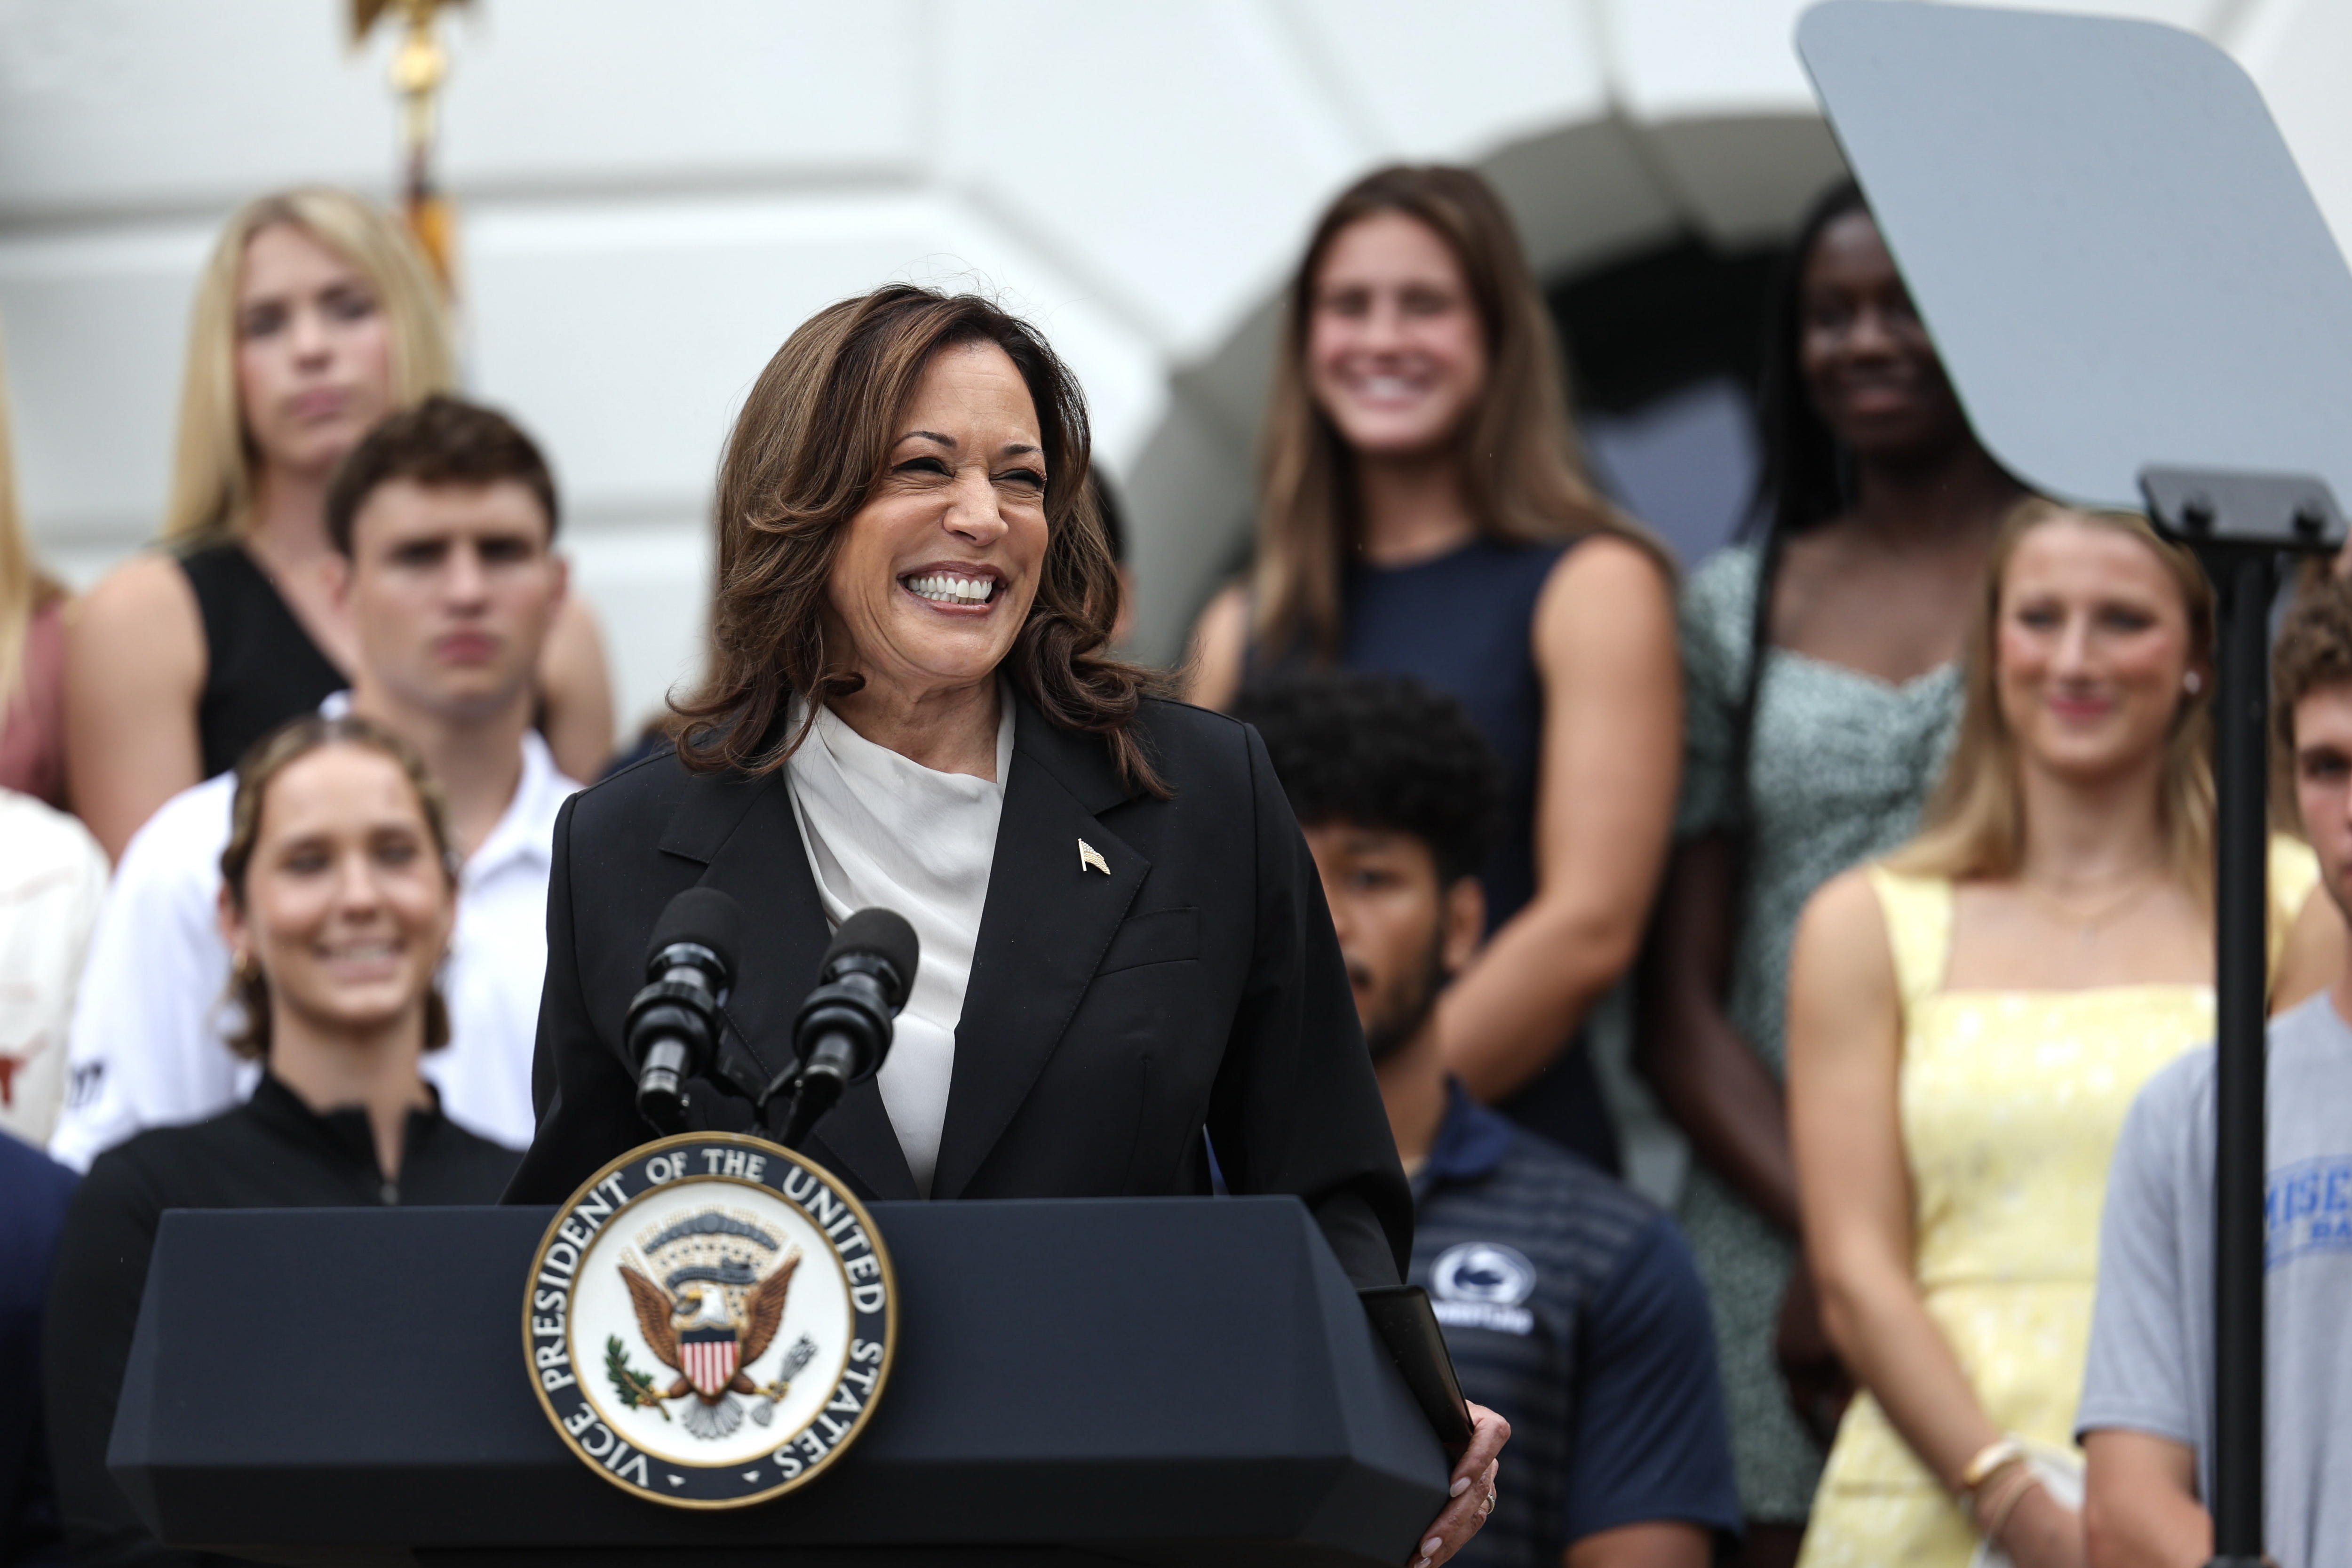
[1636,183,2021,1567]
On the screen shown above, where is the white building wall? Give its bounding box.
[3,0,2346,723]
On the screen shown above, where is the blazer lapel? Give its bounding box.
[661,766,920,1201]
[930,694,1147,1200]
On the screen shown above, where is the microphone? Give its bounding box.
[774,908,919,1149]
[627,888,743,1133]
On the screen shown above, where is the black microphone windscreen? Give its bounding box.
[647,887,744,978]
[825,908,920,1007]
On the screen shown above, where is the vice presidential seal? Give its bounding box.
[524,1132,895,1508]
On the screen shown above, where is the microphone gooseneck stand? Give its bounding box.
[2142,467,2344,1568]
[762,908,920,1153]
[621,894,918,1154]
[628,888,745,1134]
[769,947,901,1150]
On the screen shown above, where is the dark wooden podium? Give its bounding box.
[109,1195,1447,1567]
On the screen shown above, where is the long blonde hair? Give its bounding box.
[0,320,61,712]
[1888,498,2217,900]
[164,188,455,544]
[1252,164,1663,660]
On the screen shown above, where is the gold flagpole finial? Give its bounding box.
[350,0,471,292]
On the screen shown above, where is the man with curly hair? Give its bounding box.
[1236,671,1738,1568]
[2080,576,2352,1568]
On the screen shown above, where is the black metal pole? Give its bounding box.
[2205,546,2275,1568]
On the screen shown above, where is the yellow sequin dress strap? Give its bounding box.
[2268,833,2321,986]
[1864,863,1953,1012]
[1860,836,2314,999]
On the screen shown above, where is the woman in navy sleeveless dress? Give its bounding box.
[1191,166,1680,1175]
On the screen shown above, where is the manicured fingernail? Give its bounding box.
[1422,1537,1444,1555]
[1414,1559,1429,1568]
[1449,1477,1470,1496]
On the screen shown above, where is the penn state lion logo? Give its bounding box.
[524,1133,895,1508]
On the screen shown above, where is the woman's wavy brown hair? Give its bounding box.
[219,714,460,1060]
[675,285,1166,795]
[1252,164,1665,660]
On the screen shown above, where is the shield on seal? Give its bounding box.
[680,1326,738,1398]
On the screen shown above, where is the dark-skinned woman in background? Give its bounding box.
[1634,182,2023,1567]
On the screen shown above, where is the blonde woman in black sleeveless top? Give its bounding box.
[174,539,345,778]
[64,188,615,859]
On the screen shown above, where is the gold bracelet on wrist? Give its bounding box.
[1959,1436,2027,1494]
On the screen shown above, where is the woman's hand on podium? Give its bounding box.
[1413,1400,1509,1568]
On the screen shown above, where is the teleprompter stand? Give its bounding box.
[110,1197,1447,1568]
[2141,470,2343,1564]
[1800,5,2352,1562]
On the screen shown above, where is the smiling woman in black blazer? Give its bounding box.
[505,286,1409,1270]
[504,288,1503,1563]
[509,287,1504,1557]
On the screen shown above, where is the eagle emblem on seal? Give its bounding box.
[610,1210,818,1440]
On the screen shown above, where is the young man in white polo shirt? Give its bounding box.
[49,396,584,1168]
[2078,577,2352,1568]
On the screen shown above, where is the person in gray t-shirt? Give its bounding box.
[2080,995,2352,1568]
[2079,581,2352,1568]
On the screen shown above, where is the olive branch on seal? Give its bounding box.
[604,1334,671,1419]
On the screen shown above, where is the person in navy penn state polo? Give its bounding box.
[1237,671,1740,1568]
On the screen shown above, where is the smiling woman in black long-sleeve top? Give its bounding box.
[43,715,517,1568]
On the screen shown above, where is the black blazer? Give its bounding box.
[506,692,1411,1289]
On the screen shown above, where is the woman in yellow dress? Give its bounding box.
[1785,500,2341,1568]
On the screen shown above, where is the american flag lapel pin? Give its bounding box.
[1078,839,1110,876]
